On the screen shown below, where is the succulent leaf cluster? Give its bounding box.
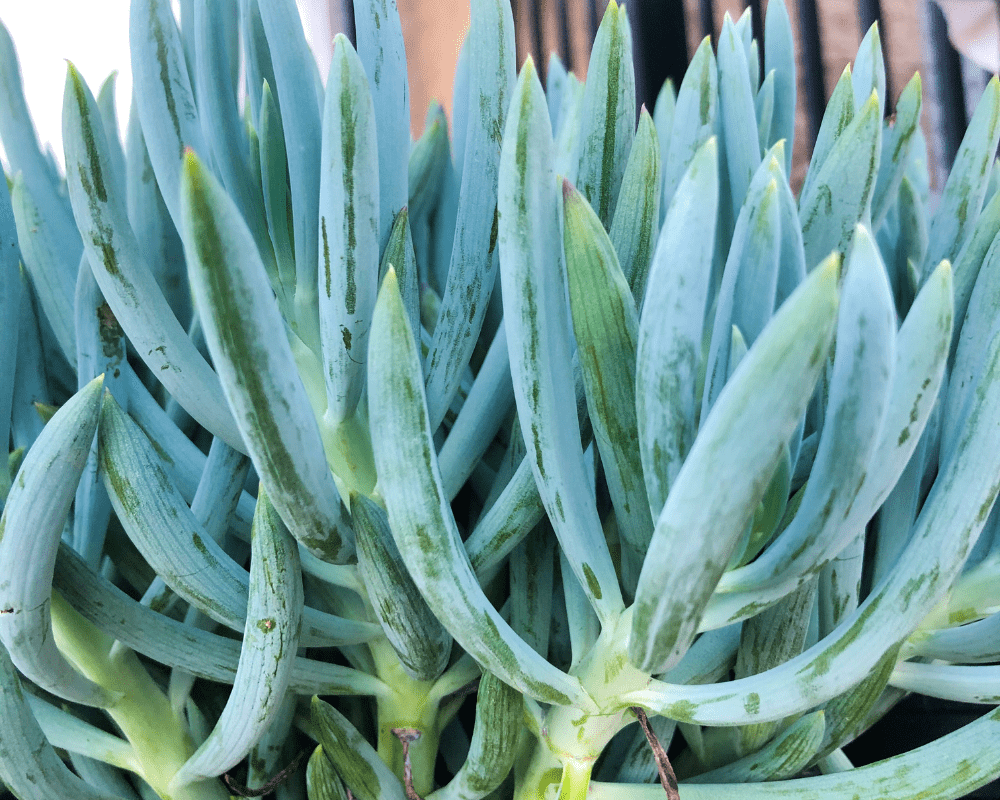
[1,1,1000,799]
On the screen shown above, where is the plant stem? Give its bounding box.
[557,758,594,800]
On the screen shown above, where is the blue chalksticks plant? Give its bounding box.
[1,0,1000,799]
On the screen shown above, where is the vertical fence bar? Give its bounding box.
[797,0,826,148]
[857,0,893,107]
[747,0,765,78]
[529,0,547,82]
[634,1,689,112]
[555,0,574,72]
[927,0,968,169]
[588,0,601,45]
[699,0,715,43]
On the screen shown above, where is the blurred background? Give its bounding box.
[1,0,998,197]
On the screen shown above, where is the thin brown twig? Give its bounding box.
[632,706,680,800]
[392,727,424,800]
[222,750,307,798]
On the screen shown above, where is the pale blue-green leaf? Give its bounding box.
[0,174,21,464]
[910,609,1000,663]
[626,273,996,728]
[180,152,354,563]
[818,529,865,636]
[129,0,207,230]
[552,72,584,179]
[629,258,839,674]
[498,60,624,622]
[428,672,521,800]
[73,264,126,568]
[98,396,369,646]
[610,108,661,304]
[9,288,48,449]
[96,73,127,201]
[238,0,277,126]
[635,138,719,519]
[546,52,568,131]
[423,0,515,431]
[705,261,952,627]
[258,80,297,305]
[815,648,897,757]
[755,70,775,156]
[764,0,796,173]
[378,206,420,340]
[800,91,881,269]
[11,176,77,361]
[62,64,244,452]
[689,711,826,784]
[767,142,806,308]
[948,189,1000,363]
[0,377,111,707]
[69,756,141,800]
[53,544,384,696]
[944,231,1000,466]
[124,94,192,329]
[256,0,323,338]
[246,694,296,791]
[0,20,80,262]
[438,326,514,500]
[871,73,922,229]
[852,23,886,118]
[891,662,1000,704]
[570,1,635,227]
[171,488,303,787]
[451,37,470,175]
[26,694,139,774]
[718,14,763,222]
[890,176,927,316]
[464,456,545,581]
[352,0,410,254]
[721,226,895,588]
[0,648,127,800]
[319,36,380,424]
[352,493,451,681]
[409,101,450,221]
[509,525,554,657]
[799,66,853,206]
[923,78,1000,277]
[653,78,676,226]
[312,698,407,800]
[369,269,591,707]
[870,435,924,585]
[702,160,781,417]
[307,746,350,800]
[560,547,601,668]
[429,153,460,295]
[663,38,717,208]
[564,180,652,593]
[193,0,272,267]
[593,708,1000,799]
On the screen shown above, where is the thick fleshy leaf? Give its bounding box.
[871,73,922,228]
[307,746,351,800]
[755,70,775,156]
[256,0,323,343]
[258,80,296,305]
[799,67,853,206]
[318,35,380,424]
[180,151,354,563]
[129,0,207,230]
[629,256,839,674]
[352,493,451,681]
[0,648,125,800]
[662,37,717,207]
[53,544,383,696]
[852,23,886,119]
[763,0,795,174]
[610,108,661,304]
[498,60,623,621]
[368,269,590,707]
[171,487,303,786]
[98,396,369,646]
[636,137,718,519]
[564,180,652,592]
[62,63,244,451]
[0,376,112,707]
[718,13,763,221]
[509,525,555,656]
[800,91,881,269]
[0,170,23,464]
[311,698,407,800]
[923,77,1000,277]
[438,326,514,500]
[423,0,515,431]
[569,0,635,227]
[428,672,521,800]
[352,0,410,255]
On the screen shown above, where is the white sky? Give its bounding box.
[0,0,331,174]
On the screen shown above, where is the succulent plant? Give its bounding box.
[1,0,1000,799]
